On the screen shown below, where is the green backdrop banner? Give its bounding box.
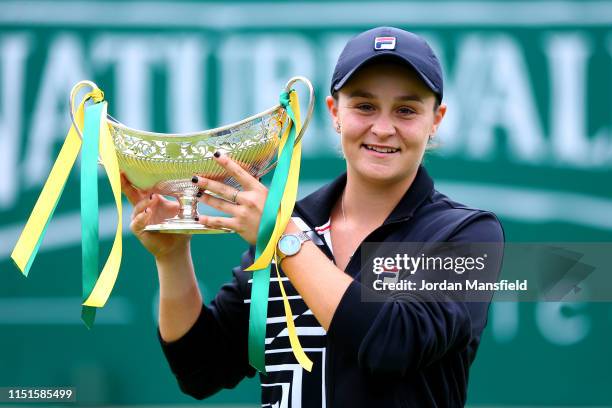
[1,0,611,406]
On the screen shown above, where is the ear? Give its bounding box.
[326,95,339,131]
[430,103,447,137]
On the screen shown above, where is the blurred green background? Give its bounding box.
[1,0,611,406]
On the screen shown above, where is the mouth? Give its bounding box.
[361,144,401,154]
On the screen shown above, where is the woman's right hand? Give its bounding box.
[120,173,192,261]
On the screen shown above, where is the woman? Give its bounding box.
[122,26,504,407]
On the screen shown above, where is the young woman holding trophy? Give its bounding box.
[122,27,504,407]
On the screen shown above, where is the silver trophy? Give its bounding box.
[69,77,314,234]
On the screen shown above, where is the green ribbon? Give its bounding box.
[248,90,298,373]
[80,102,103,328]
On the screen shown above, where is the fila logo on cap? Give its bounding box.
[374,36,396,50]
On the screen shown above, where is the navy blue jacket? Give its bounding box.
[157,165,505,407]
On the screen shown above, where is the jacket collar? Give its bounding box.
[295,164,435,228]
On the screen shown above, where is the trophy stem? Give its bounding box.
[177,194,199,220]
[143,192,232,234]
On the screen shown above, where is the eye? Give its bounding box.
[397,106,416,115]
[355,103,375,112]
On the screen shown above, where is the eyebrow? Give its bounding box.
[347,90,424,103]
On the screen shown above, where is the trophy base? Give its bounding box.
[145,222,233,235]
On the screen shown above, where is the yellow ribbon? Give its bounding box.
[246,91,313,371]
[11,86,123,310]
[11,89,99,275]
[275,251,313,372]
[245,92,302,272]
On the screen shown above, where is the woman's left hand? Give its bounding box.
[192,152,268,245]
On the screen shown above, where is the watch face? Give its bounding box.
[279,235,301,256]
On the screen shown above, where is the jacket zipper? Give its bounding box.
[326,216,411,407]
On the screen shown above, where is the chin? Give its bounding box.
[355,166,405,185]
[351,156,419,184]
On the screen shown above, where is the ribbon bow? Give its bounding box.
[246,89,313,373]
[11,85,123,328]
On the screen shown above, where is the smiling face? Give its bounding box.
[327,60,446,187]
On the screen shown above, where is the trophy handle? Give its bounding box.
[69,80,102,141]
[284,76,315,146]
[69,80,107,166]
[255,76,314,179]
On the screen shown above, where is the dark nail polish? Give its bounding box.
[196,191,203,198]
[149,194,153,200]
[191,176,198,183]
[213,151,221,158]
[194,216,199,221]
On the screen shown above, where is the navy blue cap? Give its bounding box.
[331,27,443,101]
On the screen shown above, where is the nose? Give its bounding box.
[370,115,396,139]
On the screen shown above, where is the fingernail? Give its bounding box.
[149,194,153,200]
[194,216,199,221]
[196,191,203,198]
[192,176,199,183]
[213,151,221,158]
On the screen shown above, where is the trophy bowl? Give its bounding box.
[70,77,314,234]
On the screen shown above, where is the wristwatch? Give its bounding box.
[277,231,311,261]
